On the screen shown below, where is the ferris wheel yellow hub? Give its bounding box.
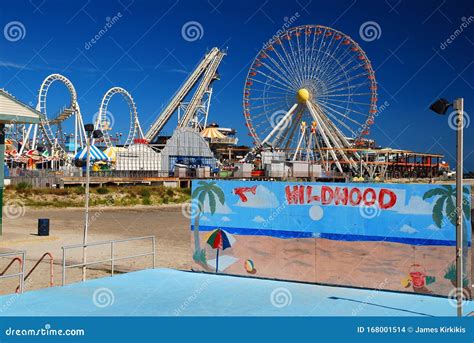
[296,88,310,103]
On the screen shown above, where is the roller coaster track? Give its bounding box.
[145,47,226,142]
[19,74,86,157]
[94,87,144,148]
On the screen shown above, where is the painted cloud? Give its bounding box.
[252,215,266,223]
[426,223,442,231]
[397,196,433,215]
[201,197,233,214]
[399,224,418,234]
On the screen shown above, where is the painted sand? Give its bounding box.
[192,232,470,297]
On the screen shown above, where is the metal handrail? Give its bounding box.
[0,251,26,293]
[0,257,22,276]
[61,236,155,286]
[16,252,54,293]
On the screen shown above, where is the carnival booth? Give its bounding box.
[74,145,109,171]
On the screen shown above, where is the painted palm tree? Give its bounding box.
[423,185,470,228]
[423,185,471,282]
[191,181,225,262]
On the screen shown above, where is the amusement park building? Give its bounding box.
[116,143,161,172]
[160,128,216,175]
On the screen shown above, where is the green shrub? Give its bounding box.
[193,249,207,264]
[16,182,32,191]
[140,188,151,198]
[179,188,191,195]
[51,188,69,196]
[96,187,109,194]
[142,196,152,205]
[74,186,85,195]
[166,188,174,197]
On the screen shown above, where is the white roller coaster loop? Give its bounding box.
[94,86,143,148]
[20,73,86,157]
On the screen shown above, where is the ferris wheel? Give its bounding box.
[243,25,378,172]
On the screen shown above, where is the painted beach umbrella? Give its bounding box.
[206,228,232,273]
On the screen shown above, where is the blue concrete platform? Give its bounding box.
[0,269,472,316]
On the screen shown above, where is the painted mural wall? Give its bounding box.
[190,180,472,298]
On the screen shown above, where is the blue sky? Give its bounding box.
[0,0,473,170]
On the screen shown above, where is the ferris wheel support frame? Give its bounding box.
[307,100,365,172]
[261,103,299,146]
[306,100,343,172]
[292,122,307,162]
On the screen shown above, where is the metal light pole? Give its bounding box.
[82,138,91,281]
[82,124,102,282]
[430,97,465,317]
[453,98,464,318]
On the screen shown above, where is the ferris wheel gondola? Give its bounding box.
[243,25,378,172]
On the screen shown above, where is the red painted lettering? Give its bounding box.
[349,188,362,206]
[306,186,321,203]
[285,185,304,204]
[378,188,397,209]
[363,188,376,206]
[334,187,348,205]
[321,186,334,205]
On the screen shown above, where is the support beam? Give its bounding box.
[261,103,298,145]
[306,100,343,173]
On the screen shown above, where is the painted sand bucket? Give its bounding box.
[409,263,426,288]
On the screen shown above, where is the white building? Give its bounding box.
[116,143,161,171]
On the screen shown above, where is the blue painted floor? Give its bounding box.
[0,269,472,316]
